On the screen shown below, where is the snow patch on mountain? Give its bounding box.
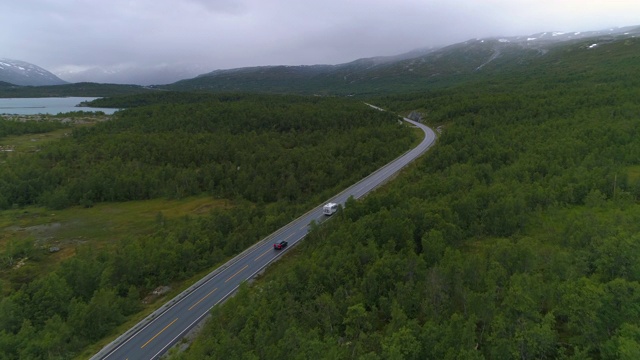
[0,58,67,86]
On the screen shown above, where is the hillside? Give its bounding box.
[0,58,67,86]
[2,26,637,99]
[172,28,640,360]
[164,26,640,95]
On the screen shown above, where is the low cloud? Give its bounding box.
[1,0,637,84]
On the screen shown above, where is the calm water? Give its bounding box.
[0,97,118,115]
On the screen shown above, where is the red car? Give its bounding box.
[273,240,288,250]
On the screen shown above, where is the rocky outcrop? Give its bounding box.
[407,111,423,122]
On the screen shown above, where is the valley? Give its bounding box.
[1,24,639,360]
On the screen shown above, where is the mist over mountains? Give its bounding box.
[163,25,640,95]
[1,25,638,91]
[55,63,211,86]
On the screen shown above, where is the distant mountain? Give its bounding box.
[2,24,638,96]
[0,58,68,86]
[56,63,209,86]
[163,25,640,95]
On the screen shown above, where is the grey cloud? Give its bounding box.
[185,0,248,14]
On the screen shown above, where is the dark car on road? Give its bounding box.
[273,240,288,250]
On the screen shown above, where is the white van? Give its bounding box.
[323,202,338,216]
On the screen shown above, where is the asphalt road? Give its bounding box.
[93,111,436,360]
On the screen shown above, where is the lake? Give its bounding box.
[0,97,119,115]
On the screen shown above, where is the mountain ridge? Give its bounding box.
[162,25,640,95]
[1,24,638,96]
[0,58,68,86]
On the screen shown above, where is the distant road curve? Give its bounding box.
[93,104,437,360]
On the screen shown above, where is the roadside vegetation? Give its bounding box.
[0,93,416,359]
[172,39,640,359]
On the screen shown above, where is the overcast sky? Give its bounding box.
[1,0,638,84]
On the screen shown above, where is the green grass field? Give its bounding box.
[0,113,110,161]
[0,127,70,154]
[0,196,233,291]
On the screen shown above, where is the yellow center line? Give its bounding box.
[254,248,272,262]
[188,287,218,311]
[225,264,248,283]
[141,318,178,349]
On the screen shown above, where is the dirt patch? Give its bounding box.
[2,222,86,258]
[11,222,64,247]
[143,286,172,304]
[25,222,62,235]
[192,203,214,214]
[12,257,28,270]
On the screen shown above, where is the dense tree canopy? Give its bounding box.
[0,93,413,210]
[0,93,416,359]
[173,46,640,359]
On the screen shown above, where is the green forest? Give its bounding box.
[0,93,413,210]
[0,93,416,359]
[172,42,640,359]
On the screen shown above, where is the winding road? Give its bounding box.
[92,106,436,360]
